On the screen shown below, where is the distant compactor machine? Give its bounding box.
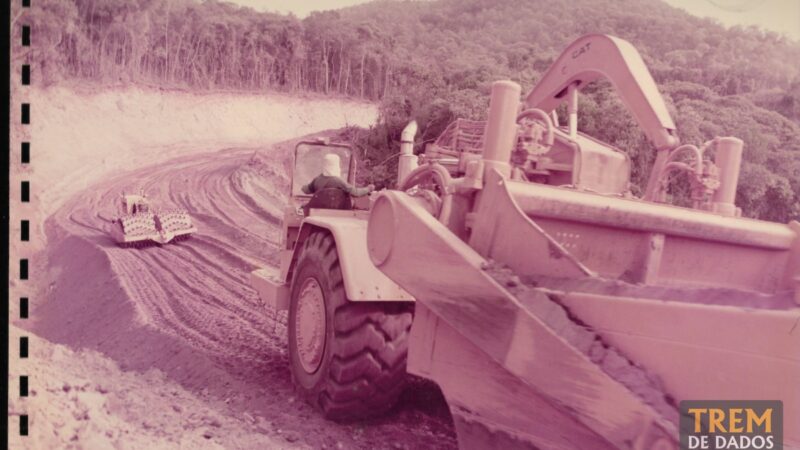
[111,193,196,247]
[250,34,800,449]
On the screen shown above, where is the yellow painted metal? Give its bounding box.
[711,137,744,216]
[554,291,800,447]
[294,277,327,373]
[250,267,290,310]
[481,80,520,178]
[500,176,795,292]
[300,214,414,302]
[355,34,800,449]
[525,34,678,152]
[368,190,678,448]
[408,304,620,450]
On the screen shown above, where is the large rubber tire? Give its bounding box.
[288,231,413,421]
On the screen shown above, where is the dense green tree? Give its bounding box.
[13,0,800,221]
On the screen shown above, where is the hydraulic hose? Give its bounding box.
[400,163,454,223]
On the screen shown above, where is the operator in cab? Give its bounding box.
[302,153,374,197]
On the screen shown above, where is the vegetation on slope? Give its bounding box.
[14,0,800,221]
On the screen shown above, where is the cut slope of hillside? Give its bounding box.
[6,88,398,448]
[10,86,377,251]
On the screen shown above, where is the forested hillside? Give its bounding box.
[14,0,800,221]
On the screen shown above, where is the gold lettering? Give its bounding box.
[747,408,772,433]
[688,408,708,433]
[709,409,726,432]
[728,408,743,432]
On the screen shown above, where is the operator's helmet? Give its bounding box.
[322,153,342,178]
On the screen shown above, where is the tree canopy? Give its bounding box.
[14,0,800,221]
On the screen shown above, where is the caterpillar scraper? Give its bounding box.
[250,34,800,449]
[111,193,196,247]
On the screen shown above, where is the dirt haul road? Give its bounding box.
[21,140,457,449]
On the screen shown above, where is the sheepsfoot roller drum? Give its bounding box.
[111,193,196,247]
[114,212,158,248]
[155,209,196,242]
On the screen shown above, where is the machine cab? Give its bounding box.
[283,139,361,252]
[121,194,150,215]
[291,139,362,212]
[291,139,356,200]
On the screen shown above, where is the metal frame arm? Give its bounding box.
[524,34,679,152]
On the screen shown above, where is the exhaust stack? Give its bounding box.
[712,137,744,217]
[397,120,419,187]
[482,80,521,178]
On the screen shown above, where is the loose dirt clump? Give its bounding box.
[482,261,680,426]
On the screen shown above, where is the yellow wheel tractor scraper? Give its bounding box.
[111,193,196,247]
[250,34,800,449]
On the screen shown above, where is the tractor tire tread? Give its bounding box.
[293,231,413,421]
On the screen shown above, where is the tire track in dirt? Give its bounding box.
[138,248,274,357]
[31,144,458,449]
